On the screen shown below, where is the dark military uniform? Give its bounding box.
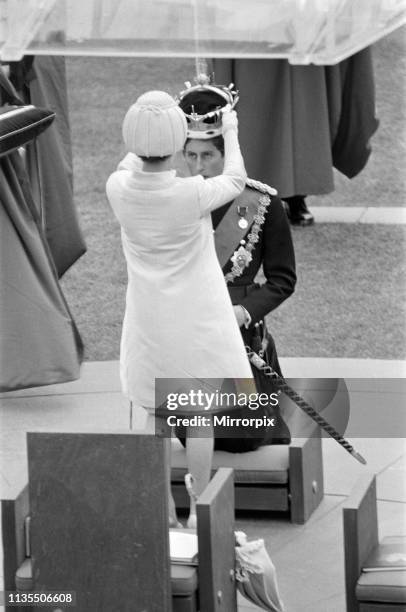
[212,179,296,451]
[176,179,296,452]
[213,179,295,364]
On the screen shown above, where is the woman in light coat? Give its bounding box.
[106,90,255,526]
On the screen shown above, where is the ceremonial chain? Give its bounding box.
[225,194,271,284]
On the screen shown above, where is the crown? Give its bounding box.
[178,73,239,139]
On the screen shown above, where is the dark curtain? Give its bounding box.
[9,56,86,277]
[1,65,83,391]
[0,150,83,391]
[328,48,379,178]
[213,48,378,197]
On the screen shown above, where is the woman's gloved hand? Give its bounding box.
[221,109,238,135]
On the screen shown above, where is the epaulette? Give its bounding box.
[246,177,278,197]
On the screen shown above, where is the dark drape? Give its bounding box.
[0,150,83,392]
[1,65,83,391]
[329,49,379,178]
[9,56,86,277]
[213,48,378,198]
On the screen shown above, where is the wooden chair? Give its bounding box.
[7,433,236,611]
[172,376,337,524]
[343,473,406,611]
[172,425,324,524]
[172,467,236,612]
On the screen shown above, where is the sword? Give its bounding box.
[245,346,367,465]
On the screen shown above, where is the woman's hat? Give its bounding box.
[122,90,187,157]
[178,74,239,139]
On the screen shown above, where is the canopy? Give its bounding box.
[1,0,405,64]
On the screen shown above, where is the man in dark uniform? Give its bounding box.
[177,78,296,452]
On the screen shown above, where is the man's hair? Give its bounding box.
[184,135,224,155]
[138,155,172,163]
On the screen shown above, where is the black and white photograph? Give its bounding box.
[1,1,405,611]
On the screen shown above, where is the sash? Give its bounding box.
[215,188,259,270]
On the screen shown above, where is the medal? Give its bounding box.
[237,205,248,230]
[231,245,253,268]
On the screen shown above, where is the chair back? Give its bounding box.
[343,473,379,612]
[197,467,237,611]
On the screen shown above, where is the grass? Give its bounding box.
[269,224,406,360]
[60,29,406,362]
